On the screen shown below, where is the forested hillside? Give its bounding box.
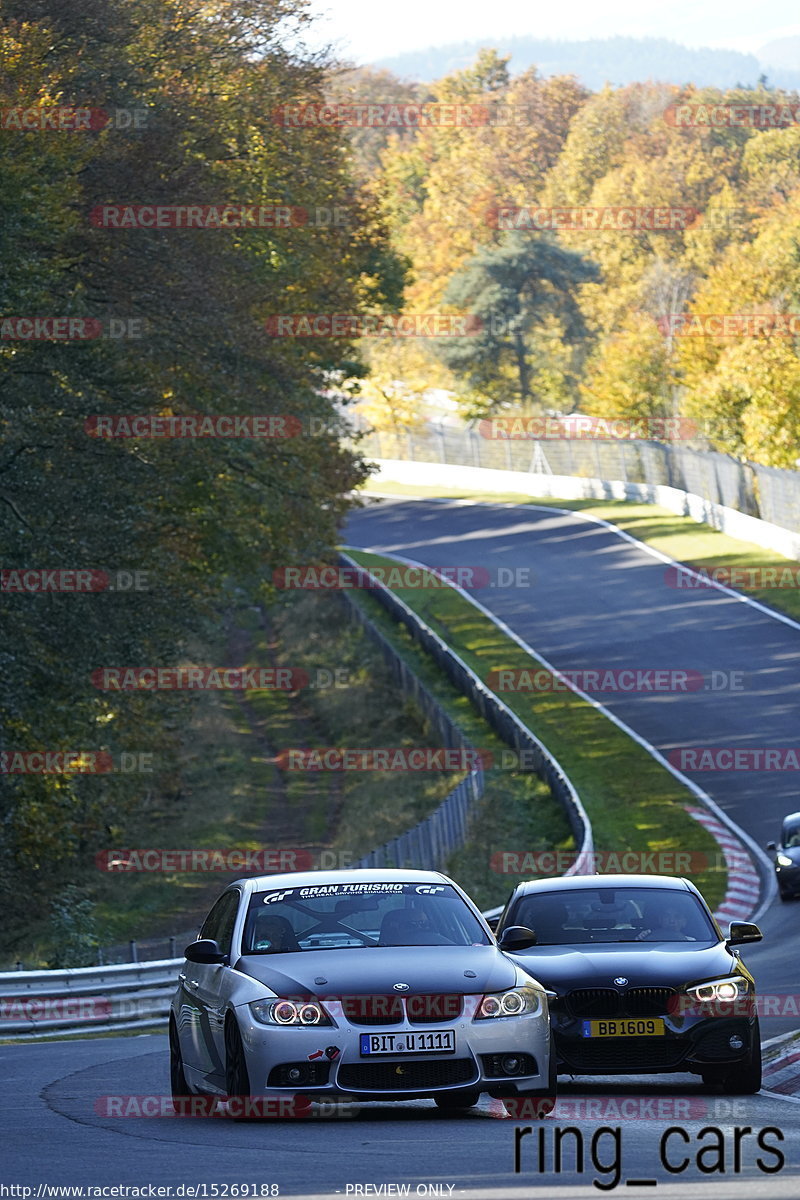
[345,51,800,466]
[0,0,401,944]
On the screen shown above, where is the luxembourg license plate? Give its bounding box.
[360,1030,455,1056]
[582,1018,666,1038]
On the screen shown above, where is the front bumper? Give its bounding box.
[235,994,551,1100]
[775,863,800,894]
[551,1008,757,1076]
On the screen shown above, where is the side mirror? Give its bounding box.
[498,925,537,952]
[184,938,227,964]
[726,922,762,947]
[767,841,777,852]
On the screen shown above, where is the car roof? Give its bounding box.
[235,868,453,894]
[510,874,694,894]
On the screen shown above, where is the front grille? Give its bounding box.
[338,994,463,1025]
[566,987,677,1019]
[567,989,620,1018]
[559,1037,687,1072]
[340,996,403,1025]
[337,1059,476,1092]
[626,987,676,1016]
[407,994,463,1024]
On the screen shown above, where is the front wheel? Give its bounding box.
[169,1018,191,1105]
[224,1016,253,1117]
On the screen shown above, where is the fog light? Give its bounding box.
[729,1035,744,1051]
[501,1055,522,1075]
[287,1066,302,1082]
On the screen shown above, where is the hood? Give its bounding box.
[510,941,737,991]
[234,944,518,997]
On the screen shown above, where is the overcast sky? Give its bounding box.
[304,1,800,65]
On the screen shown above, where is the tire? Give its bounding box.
[169,1018,192,1106]
[721,1021,762,1095]
[434,1088,481,1110]
[224,1016,253,1117]
[779,889,793,901]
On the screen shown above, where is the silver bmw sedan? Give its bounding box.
[170,868,554,1114]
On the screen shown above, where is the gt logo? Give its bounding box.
[264,890,292,904]
[415,885,445,894]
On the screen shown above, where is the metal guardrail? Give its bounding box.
[0,958,181,1038]
[338,574,485,872]
[338,551,593,863]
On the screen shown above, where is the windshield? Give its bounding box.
[242,881,492,953]
[510,887,717,946]
[783,823,800,848]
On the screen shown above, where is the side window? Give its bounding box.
[200,891,240,954]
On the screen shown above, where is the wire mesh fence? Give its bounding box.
[357,425,800,532]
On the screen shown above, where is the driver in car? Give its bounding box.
[636,903,693,941]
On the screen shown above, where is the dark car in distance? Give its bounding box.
[492,874,762,1093]
[767,812,800,900]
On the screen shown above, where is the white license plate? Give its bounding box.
[359,1030,455,1056]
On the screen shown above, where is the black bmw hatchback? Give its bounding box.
[493,874,763,1093]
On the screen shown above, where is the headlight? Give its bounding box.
[777,854,793,867]
[681,976,752,1017]
[249,998,332,1026]
[474,987,543,1020]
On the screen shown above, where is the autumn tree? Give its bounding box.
[433,231,599,412]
